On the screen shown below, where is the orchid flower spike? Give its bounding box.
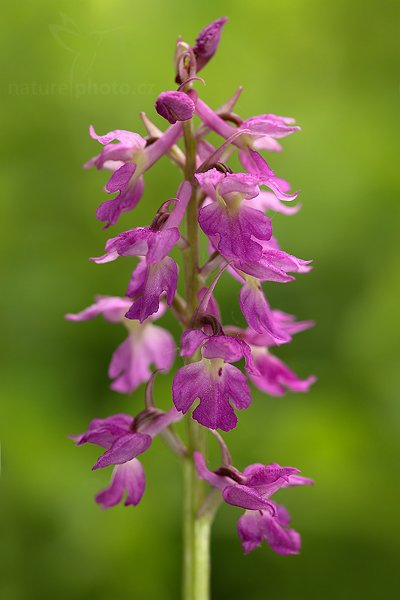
[68,16,316,590]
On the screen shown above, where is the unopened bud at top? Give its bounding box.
[193,17,228,72]
[175,18,227,83]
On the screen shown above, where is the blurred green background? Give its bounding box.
[1,0,399,598]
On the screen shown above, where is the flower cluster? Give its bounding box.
[68,17,315,559]
[195,433,313,555]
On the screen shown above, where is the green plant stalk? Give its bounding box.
[182,425,211,600]
[182,119,211,600]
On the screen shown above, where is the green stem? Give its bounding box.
[181,119,211,600]
[183,426,211,600]
[183,120,200,313]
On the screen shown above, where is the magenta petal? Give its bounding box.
[172,360,250,431]
[172,361,208,414]
[95,466,125,508]
[264,512,301,555]
[265,178,299,202]
[196,170,260,202]
[194,451,230,490]
[88,414,133,431]
[112,228,150,256]
[272,310,315,337]
[192,397,237,431]
[252,137,283,152]
[242,114,300,139]
[242,465,300,499]
[180,329,208,357]
[94,225,179,266]
[239,283,289,342]
[96,175,144,228]
[105,163,136,193]
[233,257,295,284]
[122,459,146,506]
[259,245,313,275]
[218,173,260,200]
[74,425,129,450]
[223,364,251,411]
[238,508,301,555]
[259,245,312,274]
[93,228,151,263]
[238,207,273,245]
[244,311,314,348]
[195,99,235,139]
[93,433,152,469]
[108,337,136,393]
[202,336,243,363]
[143,406,182,437]
[85,130,144,169]
[250,350,316,396]
[237,511,265,553]
[126,259,148,299]
[140,324,176,371]
[144,122,183,168]
[147,228,180,265]
[72,413,133,450]
[112,324,175,393]
[223,484,272,510]
[65,296,131,323]
[165,180,192,229]
[195,169,225,202]
[238,339,261,376]
[240,148,273,178]
[126,257,178,322]
[249,190,301,216]
[242,463,299,484]
[71,413,133,447]
[275,503,292,526]
[243,149,298,201]
[283,474,314,488]
[199,202,271,262]
[89,126,145,147]
[109,325,175,394]
[233,239,312,283]
[191,362,250,431]
[95,459,145,509]
[87,148,129,171]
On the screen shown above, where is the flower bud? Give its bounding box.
[193,17,228,72]
[155,90,195,124]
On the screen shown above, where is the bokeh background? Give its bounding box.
[1,1,399,598]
